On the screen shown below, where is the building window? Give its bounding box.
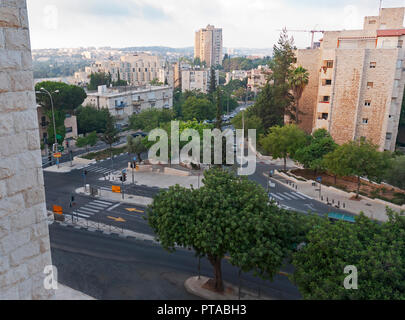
[386,133,392,140]
[365,100,371,107]
[66,127,73,133]
[362,118,369,124]
[367,82,373,89]
[369,20,376,24]
[398,40,403,48]
[322,79,332,86]
[320,96,330,103]
[318,113,329,120]
[324,60,334,68]
[370,62,376,69]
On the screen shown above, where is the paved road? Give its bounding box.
[50,224,301,300]
[250,162,354,217]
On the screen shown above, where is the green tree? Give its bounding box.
[148,168,288,292]
[76,106,110,135]
[35,81,87,114]
[87,72,111,91]
[289,66,309,124]
[292,211,405,300]
[260,125,308,170]
[251,82,291,129]
[99,113,120,155]
[150,78,164,86]
[208,67,217,101]
[384,155,405,190]
[182,96,215,122]
[294,129,337,172]
[129,109,175,132]
[127,135,147,163]
[324,139,391,198]
[268,29,297,121]
[75,131,98,150]
[231,110,264,139]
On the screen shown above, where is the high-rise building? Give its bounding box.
[295,7,405,152]
[194,25,223,67]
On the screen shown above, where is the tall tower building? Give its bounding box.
[194,25,223,67]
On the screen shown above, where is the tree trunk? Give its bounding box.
[356,176,361,199]
[334,175,337,185]
[207,255,224,293]
[284,157,287,171]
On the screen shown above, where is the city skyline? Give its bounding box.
[28,0,405,50]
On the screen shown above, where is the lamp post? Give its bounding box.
[37,88,59,150]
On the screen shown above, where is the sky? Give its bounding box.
[27,0,405,50]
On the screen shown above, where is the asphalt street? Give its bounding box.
[50,224,301,300]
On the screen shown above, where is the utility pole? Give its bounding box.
[38,88,60,167]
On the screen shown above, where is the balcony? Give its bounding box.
[115,102,127,109]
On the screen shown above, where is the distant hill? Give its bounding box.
[120,46,194,54]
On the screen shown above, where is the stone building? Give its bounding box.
[295,7,405,152]
[181,68,219,94]
[0,0,55,299]
[84,85,173,129]
[194,25,223,68]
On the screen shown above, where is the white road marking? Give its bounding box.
[107,203,121,211]
[292,192,307,200]
[269,193,284,201]
[93,200,114,205]
[89,202,110,209]
[75,212,91,218]
[280,193,293,200]
[285,192,299,200]
[79,207,99,213]
[77,208,96,215]
[296,192,313,200]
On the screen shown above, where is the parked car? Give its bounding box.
[132,131,148,138]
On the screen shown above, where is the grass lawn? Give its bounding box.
[82,146,128,161]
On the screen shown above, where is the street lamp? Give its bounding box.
[36,88,60,167]
[239,107,247,172]
[37,88,59,152]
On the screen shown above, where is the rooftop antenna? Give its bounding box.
[379,0,382,13]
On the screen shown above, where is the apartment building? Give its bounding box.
[195,25,223,67]
[225,70,248,85]
[247,65,272,94]
[74,53,165,87]
[181,69,219,94]
[84,85,173,129]
[295,7,405,152]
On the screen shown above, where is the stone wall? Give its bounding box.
[0,0,55,299]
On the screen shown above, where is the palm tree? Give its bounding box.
[289,66,309,125]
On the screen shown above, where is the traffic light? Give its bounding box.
[123,173,127,182]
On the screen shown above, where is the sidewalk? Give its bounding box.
[273,171,405,222]
[184,276,273,300]
[43,158,95,173]
[76,187,154,207]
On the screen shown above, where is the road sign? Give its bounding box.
[269,182,276,188]
[122,169,127,174]
[53,205,63,215]
[112,186,121,193]
[136,165,139,171]
[53,152,62,158]
[316,177,322,183]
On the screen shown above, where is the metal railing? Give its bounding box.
[62,213,124,234]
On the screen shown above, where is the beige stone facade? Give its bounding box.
[181,68,219,94]
[0,0,55,299]
[194,25,223,67]
[296,7,405,151]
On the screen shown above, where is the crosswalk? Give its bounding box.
[73,200,120,218]
[269,191,312,202]
[82,165,115,175]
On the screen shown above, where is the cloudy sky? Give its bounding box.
[27,0,405,50]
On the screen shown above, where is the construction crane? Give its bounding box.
[277,29,325,49]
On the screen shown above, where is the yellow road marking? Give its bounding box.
[107,216,126,222]
[126,208,144,213]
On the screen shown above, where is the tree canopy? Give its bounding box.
[260,125,309,170]
[129,108,175,132]
[148,168,290,292]
[76,106,110,135]
[182,96,216,122]
[323,139,391,198]
[292,211,405,300]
